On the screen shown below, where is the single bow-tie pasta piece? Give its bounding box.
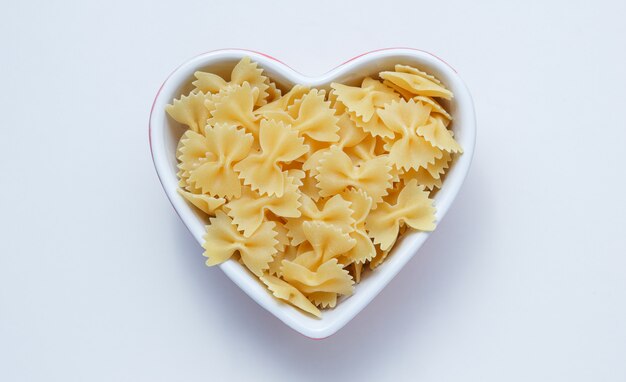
[260,274,321,317]
[203,211,278,277]
[380,69,453,99]
[366,179,436,251]
[208,83,261,137]
[281,258,354,296]
[417,115,463,153]
[315,147,392,203]
[177,189,225,216]
[225,179,301,238]
[291,221,356,270]
[330,78,399,123]
[177,124,253,198]
[165,91,210,134]
[234,119,309,197]
[284,194,354,246]
[378,99,443,171]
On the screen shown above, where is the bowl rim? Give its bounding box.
[149,48,476,339]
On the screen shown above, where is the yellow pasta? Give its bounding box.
[377,99,443,171]
[366,180,436,251]
[234,119,309,197]
[299,173,321,202]
[350,109,396,139]
[417,115,463,153]
[268,245,297,277]
[177,189,225,216]
[265,80,282,103]
[413,95,452,122]
[380,67,453,99]
[382,79,415,100]
[301,113,368,176]
[225,179,301,238]
[194,56,269,106]
[208,83,261,138]
[169,57,462,317]
[230,56,270,106]
[193,71,228,94]
[165,91,210,133]
[394,64,443,84]
[260,89,339,143]
[203,211,277,277]
[177,124,253,198]
[316,146,392,203]
[351,262,363,283]
[256,84,309,114]
[284,194,354,246]
[281,259,354,296]
[340,189,376,264]
[290,221,356,269]
[330,78,398,123]
[369,245,391,270]
[343,134,380,163]
[272,219,291,253]
[307,291,338,309]
[261,274,321,317]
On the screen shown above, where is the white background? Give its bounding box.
[1,1,625,381]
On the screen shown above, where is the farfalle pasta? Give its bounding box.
[166,57,462,317]
[234,119,309,197]
[284,194,354,246]
[177,123,253,198]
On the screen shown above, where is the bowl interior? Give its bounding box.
[150,49,475,338]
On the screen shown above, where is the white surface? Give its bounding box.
[150,48,476,338]
[1,0,625,380]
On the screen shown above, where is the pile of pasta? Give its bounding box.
[166,57,462,317]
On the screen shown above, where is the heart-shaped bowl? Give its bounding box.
[149,48,476,339]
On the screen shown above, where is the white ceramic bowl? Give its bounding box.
[149,48,476,339]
